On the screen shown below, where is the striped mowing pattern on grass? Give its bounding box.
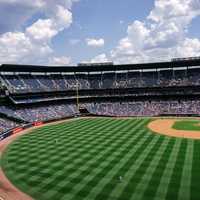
[1,118,200,200]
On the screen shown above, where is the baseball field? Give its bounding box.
[1,117,200,200]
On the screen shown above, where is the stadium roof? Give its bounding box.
[1,58,200,73]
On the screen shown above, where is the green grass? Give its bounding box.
[1,118,200,200]
[0,152,2,167]
[172,120,200,131]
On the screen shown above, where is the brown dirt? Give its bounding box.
[0,118,78,200]
[148,119,200,139]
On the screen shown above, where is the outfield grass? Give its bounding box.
[1,118,200,200]
[0,152,2,167]
[173,120,200,131]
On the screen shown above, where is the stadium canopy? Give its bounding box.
[1,58,200,73]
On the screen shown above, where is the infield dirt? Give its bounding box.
[148,119,200,139]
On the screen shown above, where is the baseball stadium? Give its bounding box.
[0,58,200,200]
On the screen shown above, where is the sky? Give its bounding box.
[0,0,200,66]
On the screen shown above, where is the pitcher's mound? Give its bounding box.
[148,119,200,139]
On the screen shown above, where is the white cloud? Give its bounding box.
[54,5,72,28]
[0,0,79,11]
[110,0,200,64]
[0,32,32,63]
[0,1,76,64]
[148,0,200,23]
[44,0,79,10]
[86,38,105,47]
[0,1,44,34]
[0,0,45,7]
[26,19,58,41]
[26,5,72,42]
[90,54,109,63]
[0,32,52,64]
[175,38,200,57]
[82,53,110,64]
[127,21,150,47]
[49,56,71,65]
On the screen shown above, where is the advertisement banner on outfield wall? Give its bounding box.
[12,127,23,134]
[33,122,43,126]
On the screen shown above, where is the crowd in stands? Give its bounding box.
[1,96,200,134]
[0,117,21,133]
[0,104,78,123]
[86,100,200,116]
[1,67,200,136]
[2,68,200,93]
[0,103,78,137]
[0,99,200,134]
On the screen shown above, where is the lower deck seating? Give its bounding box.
[0,104,78,123]
[86,100,200,116]
[0,118,21,133]
[0,100,199,134]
